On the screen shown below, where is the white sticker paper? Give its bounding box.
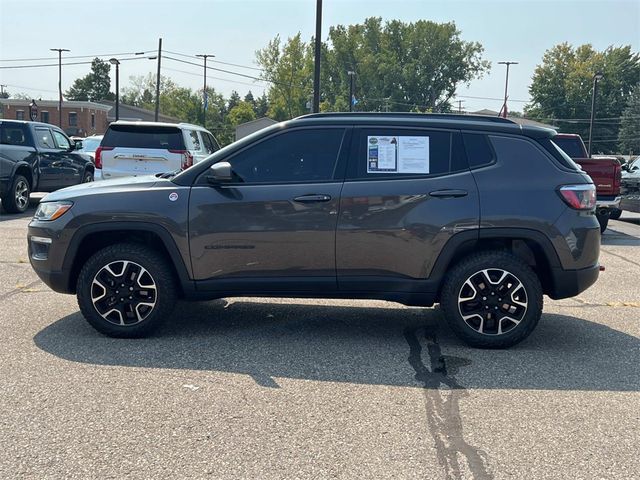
[367,135,430,174]
[398,136,429,174]
[367,136,398,173]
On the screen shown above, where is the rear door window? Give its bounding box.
[348,128,465,180]
[0,123,30,146]
[224,128,345,184]
[35,127,55,149]
[102,125,185,150]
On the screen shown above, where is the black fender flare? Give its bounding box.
[63,221,195,294]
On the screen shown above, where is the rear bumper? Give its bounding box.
[596,195,621,209]
[547,264,600,299]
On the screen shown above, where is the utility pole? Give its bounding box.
[457,99,465,113]
[155,38,162,122]
[312,0,322,113]
[498,61,518,118]
[50,48,70,128]
[196,54,215,128]
[0,84,6,97]
[347,71,355,112]
[588,72,604,157]
[109,59,120,121]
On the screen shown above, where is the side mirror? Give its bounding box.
[207,161,233,184]
[632,165,639,172]
[67,140,78,152]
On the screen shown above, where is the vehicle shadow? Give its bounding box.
[602,226,640,246]
[0,196,41,222]
[34,300,639,392]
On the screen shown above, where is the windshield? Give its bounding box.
[79,137,102,152]
[552,137,585,158]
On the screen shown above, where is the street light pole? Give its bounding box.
[196,54,215,128]
[498,61,518,118]
[347,71,355,112]
[588,72,604,157]
[155,38,162,122]
[109,58,120,121]
[50,48,70,128]
[312,0,323,113]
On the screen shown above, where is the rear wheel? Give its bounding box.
[440,251,543,348]
[77,243,177,337]
[609,208,622,220]
[1,174,31,213]
[82,170,94,184]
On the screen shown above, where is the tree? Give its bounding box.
[0,90,9,99]
[228,101,257,127]
[256,19,490,119]
[256,33,314,120]
[227,90,241,112]
[65,58,114,101]
[618,86,640,155]
[526,44,640,153]
[255,93,269,117]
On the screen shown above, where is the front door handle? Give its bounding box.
[293,194,332,203]
[429,189,468,198]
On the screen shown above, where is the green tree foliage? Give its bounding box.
[256,18,489,119]
[65,58,114,101]
[256,33,314,120]
[227,90,241,112]
[618,86,640,154]
[527,44,640,153]
[254,92,270,117]
[228,101,257,127]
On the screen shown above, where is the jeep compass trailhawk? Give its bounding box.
[28,113,601,348]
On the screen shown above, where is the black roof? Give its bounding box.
[0,119,61,129]
[289,112,555,139]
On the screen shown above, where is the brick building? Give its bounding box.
[0,99,111,136]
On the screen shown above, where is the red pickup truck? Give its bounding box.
[553,133,621,232]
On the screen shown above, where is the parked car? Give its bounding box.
[552,133,621,231]
[28,113,600,348]
[76,134,104,179]
[620,156,640,214]
[0,120,94,213]
[96,122,219,180]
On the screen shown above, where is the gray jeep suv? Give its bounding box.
[27,113,600,348]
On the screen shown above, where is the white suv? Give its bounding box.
[96,122,219,179]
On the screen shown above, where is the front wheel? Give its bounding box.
[596,213,609,233]
[440,251,543,349]
[77,243,177,337]
[609,208,622,220]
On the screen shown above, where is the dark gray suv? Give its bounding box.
[27,113,600,348]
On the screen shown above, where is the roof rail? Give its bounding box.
[297,112,516,124]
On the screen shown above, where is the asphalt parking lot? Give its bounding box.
[1,199,639,480]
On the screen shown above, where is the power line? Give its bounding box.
[163,55,272,84]
[0,54,158,70]
[162,66,267,89]
[0,51,153,62]
[164,50,264,72]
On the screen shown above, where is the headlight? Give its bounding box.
[34,201,73,221]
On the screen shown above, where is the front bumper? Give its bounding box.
[547,263,600,299]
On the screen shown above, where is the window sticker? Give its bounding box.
[367,135,430,174]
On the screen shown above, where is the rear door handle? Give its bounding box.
[429,189,468,198]
[293,194,332,203]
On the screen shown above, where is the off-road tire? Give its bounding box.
[440,250,543,349]
[77,243,177,338]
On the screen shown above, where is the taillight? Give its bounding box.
[169,149,193,170]
[94,146,113,169]
[559,184,596,210]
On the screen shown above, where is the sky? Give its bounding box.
[0,0,638,113]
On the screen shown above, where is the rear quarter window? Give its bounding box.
[462,133,495,168]
[103,125,185,150]
[489,135,563,170]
